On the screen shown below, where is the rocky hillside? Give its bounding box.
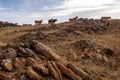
[0,19,120,80]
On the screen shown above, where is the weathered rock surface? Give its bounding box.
[0,71,12,80]
[14,58,25,69]
[56,62,82,80]
[33,62,49,75]
[27,66,43,80]
[31,40,60,60]
[68,63,91,80]
[1,59,13,71]
[5,48,17,59]
[47,61,62,80]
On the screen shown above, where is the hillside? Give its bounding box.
[0,19,120,80]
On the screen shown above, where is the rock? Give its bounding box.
[102,48,114,56]
[56,62,82,80]
[0,71,12,80]
[5,48,17,59]
[66,53,77,61]
[0,66,3,71]
[36,32,46,39]
[26,57,49,75]
[25,58,37,66]
[33,62,49,75]
[31,40,60,60]
[27,66,43,80]
[14,58,25,69]
[18,47,33,57]
[1,59,13,71]
[47,61,62,80]
[20,75,29,80]
[25,48,40,60]
[67,63,91,80]
[81,53,91,60]
[75,40,96,52]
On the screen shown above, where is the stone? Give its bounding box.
[14,58,25,69]
[0,66,3,71]
[20,75,29,80]
[0,71,12,80]
[102,48,114,56]
[66,53,77,61]
[68,63,91,80]
[5,48,17,59]
[25,48,40,60]
[18,47,33,57]
[47,61,62,80]
[56,62,82,80]
[25,58,37,66]
[75,40,96,52]
[31,40,60,60]
[27,66,43,80]
[1,59,13,71]
[33,62,49,75]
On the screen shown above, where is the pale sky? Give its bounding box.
[0,0,120,24]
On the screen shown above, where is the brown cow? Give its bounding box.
[35,20,42,25]
[69,16,78,22]
[48,18,57,25]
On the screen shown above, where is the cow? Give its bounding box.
[35,20,42,26]
[48,18,57,25]
[69,16,78,22]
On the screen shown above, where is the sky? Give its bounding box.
[0,0,120,24]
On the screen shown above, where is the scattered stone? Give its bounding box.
[18,47,33,57]
[14,58,25,69]
[33,62,49,75]
[75,39,96,52]
[20,75,29,80]
[25,48,40,60]
[56,62,82,80]
[27,66,43,80]
[68,63,91,80]
[0,66,2,71]
[1,59,13,71]
[5,48,17,59]
[102,48,114,56]
[47,61,62,80]
[0,71,12,80]
[66,53,77,61]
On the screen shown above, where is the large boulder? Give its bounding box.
[30,40,60,60]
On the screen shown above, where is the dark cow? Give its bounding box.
[48,18,57,25]
[69,16,78,22]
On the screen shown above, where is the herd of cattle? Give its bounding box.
[0,16,112,27]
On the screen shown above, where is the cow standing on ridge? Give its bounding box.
[69,16,78,22]
[48,18,57,25]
